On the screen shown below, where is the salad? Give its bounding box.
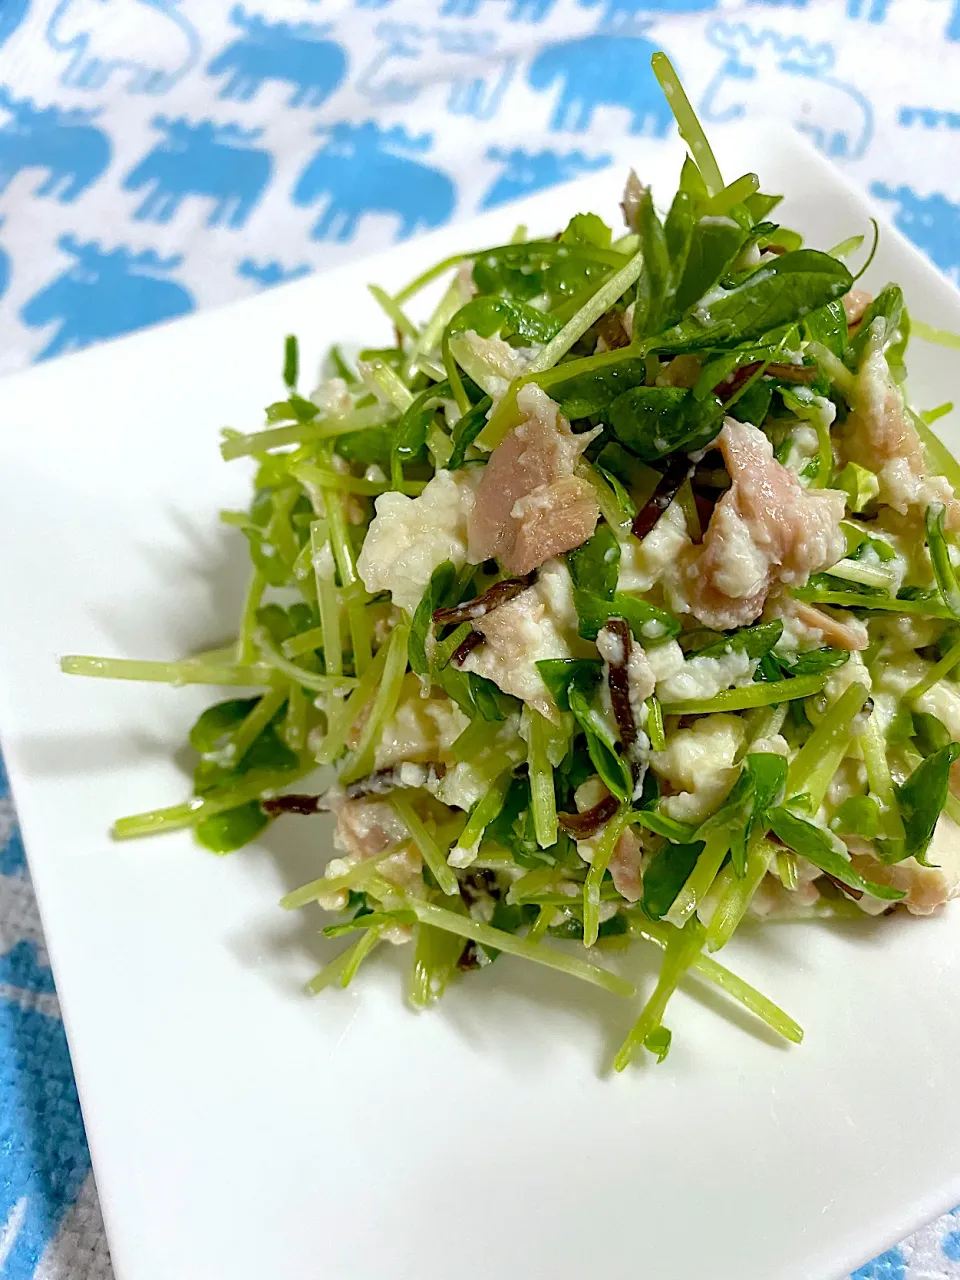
[63,57,960,1071]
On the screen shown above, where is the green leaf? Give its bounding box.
[831,795,880,839]
[449,294,563,347]
[846,284,904,370]
[651,250,853,353]
[895,743,960,865]
[695,752,786,874]
[561,212,612,250]
[447,395,492,470]
[536,658,603,711]
[926,503,960,619]
[643,1025,672,1063]
[409,561,457,678]
[633,809,697,844]
[393,381,452,467]
[783,648,851,677]
[767,807,905,900]
[914,711,952,757]
[728,378,772,427]
[195,801,270,854]
[548,357,648,420]
[633,184,671,336]
[573,589,681,644]
[664,190,695,283]
[606,384,723,462]
[804,299,848,359]
[189,698,258,753]
[566,677,633,801]
[641,840,704,920]
[671,216,749,316]
[567,522,620,601]
[690,620,783,661]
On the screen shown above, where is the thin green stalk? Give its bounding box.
[583,805,630,948]
[786,680,870,796]
[368,283,418,341]
[907,636,960,700]
[292,460,422,497]
[665,831,730,928]
[229,688,287,765]
[528,906,554,942]
[255,629,356,694]
[409,901,635,998]
[433,621,473,670]
[220,407,386,461]
[409,919,464,1008]
[651,51,723,195]
[861,712,906,840]
[803,733,855,814]
[647,696,666,752]
[340,621,410,784]
[527,710,559,850]
[113,763,314,840]
[280,851,394,911]
[826,558,895,590]
[632,918,803,1044]
[61,655,277,687]
[390,792,460,897]
[365,359,415,412]
[347,592,374,676]
[525,246,646,377]
[235,567,265,664]
[777,850,799,891]
[314,643,388,767]
[268,487,300,570]
[661,672,828,716]
[311,522,343,679]
[282,625,325,660]
[703,171,759,215]
[614,921,703,1071]
[807,341,856,397]
[706,835,777,952]
[284,680,307,751]
[450,717,503,762]
[913,319,960,350]
[306,931,383,994]
[449,771,513,867]
[578,460,632,534]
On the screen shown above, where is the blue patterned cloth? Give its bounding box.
[0,1,959,1274]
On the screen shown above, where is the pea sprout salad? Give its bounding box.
[63,57,960,1071]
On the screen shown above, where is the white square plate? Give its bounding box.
[2,126,960,1280]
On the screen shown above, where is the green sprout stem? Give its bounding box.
[390,792,460,898]
[582,806,630,948]
[61,655,277,688]
[651,51,724,196]
[409,901,635,998]
[661,672,828,716]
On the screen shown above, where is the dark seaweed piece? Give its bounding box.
[432,572,536,627]
[632,455,692,539]
[557,793,620,838]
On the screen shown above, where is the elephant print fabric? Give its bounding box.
[3,2,960,1273]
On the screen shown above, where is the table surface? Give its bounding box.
[1,1,959,1277]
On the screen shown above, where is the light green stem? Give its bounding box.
[409,901,635,998]
[280,852,394,910]
[651,51,723,195]
[582,805,630,948]
[255,629,356,694]
[907,638,960,700]
[786,680,870,796]
[527,711,559,850]
[314,643,388,767]
[706,835,777,953]
[450,771,513,867]
[614,922,703,1071]
[390,792,460,897]
[235,567,265,664]
[61,655,277,687]
[229,688,286,765]
[368,283,419,341]
[339,622,410,784]
[861,713,906,840]
[282,626,325,660]
[665,831,730,928]
[661,672,828,715]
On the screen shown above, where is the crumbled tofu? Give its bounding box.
[457,330,533,400]
[652,714,744,822]
[618,502,690,594]
[374,674,470,770]
[655,648,757,704]
[461,559,585,718]
[357,469,477,614]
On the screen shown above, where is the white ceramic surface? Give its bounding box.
[1,127,959,1280]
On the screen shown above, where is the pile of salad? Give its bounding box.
[64,57,960,1070]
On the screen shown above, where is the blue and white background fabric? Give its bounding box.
[0,0,958,1273]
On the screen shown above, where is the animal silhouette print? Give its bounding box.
[207,5,348,108]
[0,87,111,202]
[46,0,201,94]
[123,117,272,228]
[357,24,515,120]
[701,23,873,159]
[480,147,611,208]
[237,258,313,287]
[292,122,456,242]
[528,33,673,134]
[22,236,195,360]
